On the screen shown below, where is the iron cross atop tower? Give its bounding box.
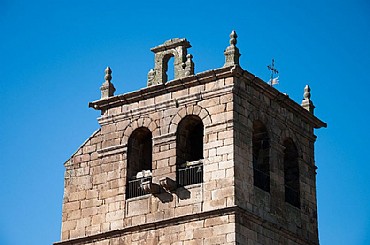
[267,58,279,86]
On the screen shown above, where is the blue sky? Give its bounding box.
[0,0,369,244]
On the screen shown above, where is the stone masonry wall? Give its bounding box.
[60,75,236,242]
[59,66,323,244]
[60,214,236,245]
[233,75,319,244]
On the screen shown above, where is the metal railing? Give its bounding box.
[177,163,203,186]
[126,176,152,199]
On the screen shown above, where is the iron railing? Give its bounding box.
[126,176,152,199]
[177,163,203,186]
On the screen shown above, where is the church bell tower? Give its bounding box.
[55,31,326,245]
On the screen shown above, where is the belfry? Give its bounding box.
[55,31,326,245]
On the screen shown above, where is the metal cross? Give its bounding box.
[267,59,279,86]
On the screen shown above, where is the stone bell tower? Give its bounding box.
[55,31,326,245]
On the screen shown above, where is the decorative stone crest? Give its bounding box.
[100,67,116,99]
[224,30,241,67]
[301,85,315,114]
[147,38,194,86]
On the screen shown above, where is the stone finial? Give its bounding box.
[104,66,112,82]
[224,30,241,67]
[301,85,315,114]
[229,30,237,46]
[100,67,116,99]
[303,85,311,100]
[147,69,156,86]
[184,54,194,76]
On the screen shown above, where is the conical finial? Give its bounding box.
[224,30,240,67]
[100,66,116,99]
[301,84,314,114]
[229,30,237,46]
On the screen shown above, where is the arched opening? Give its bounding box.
[252,121,270,192]
[163,54,175,83]
[176,115,204,186]
[283,138,300,208]
[126,127,152,198]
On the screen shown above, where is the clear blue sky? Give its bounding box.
[0,0,369,244]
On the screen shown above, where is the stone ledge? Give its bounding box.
[88,66,234,111]
[54,206,316,245]
[54,207,236,245]
[95,80,234,126]
[97,144,126,158]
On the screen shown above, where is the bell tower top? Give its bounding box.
[147,38,194,86]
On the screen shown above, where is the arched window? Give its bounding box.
[176,115,204,186]
[283,138,300,208]
[126,127,152,198]
[252,121,270,192]
[162,54,175,83]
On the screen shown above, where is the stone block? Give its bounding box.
[64,201,80,211]
[81,207,98,217]
[211,186,234,200]
[211,169,226,180]
[193,227,213,239]
[126,197,150,217]
[172,88,189,99]
[205,216,229,227]
[70,229,85,239]
[212,223,235,235]
[175,205,194,217]
[204,234,227,244]
[76,217,92,229]
[203,198,226,211]
[62,220,77,231]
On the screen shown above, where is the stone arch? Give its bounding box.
[163,53,175,81]
[121,117,159,146]
[167,104,212,134]
[175,114,205,186]
[247,110,273,137]
[280,128,303,157]
[148,38,194,86]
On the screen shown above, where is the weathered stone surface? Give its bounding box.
[57,33,325,245]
